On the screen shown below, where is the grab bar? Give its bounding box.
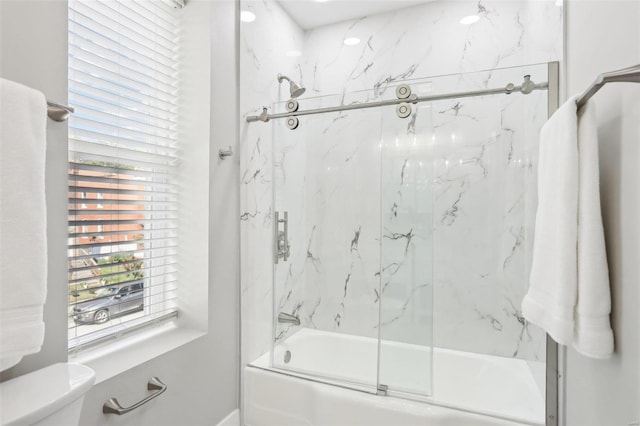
[103,377,167,415]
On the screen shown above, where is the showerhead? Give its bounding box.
[277,73,306,98]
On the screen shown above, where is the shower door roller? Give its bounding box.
[285,99,299,112]
[396,102,412,118]
[274,211,291,263]
[285,117,300,130]
[396,84,412,99]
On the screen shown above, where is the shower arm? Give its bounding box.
[247,81,548,123]
[277,73,292,84]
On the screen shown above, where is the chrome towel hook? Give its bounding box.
[219,146,233,160]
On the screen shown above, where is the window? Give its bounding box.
[67,0,182,349]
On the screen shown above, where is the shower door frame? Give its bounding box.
[545,61,560,426]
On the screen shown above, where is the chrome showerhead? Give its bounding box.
[277,73,306,98]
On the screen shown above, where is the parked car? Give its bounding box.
[72,282,144,325]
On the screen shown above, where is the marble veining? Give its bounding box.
[241,0,561,369]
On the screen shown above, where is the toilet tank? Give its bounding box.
[0,363,95,426]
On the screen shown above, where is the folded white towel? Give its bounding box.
[522,95,580,346]
[573,101,613,358]
[522,95,614,359]
[0,78,48,370]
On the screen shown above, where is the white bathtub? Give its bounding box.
[245,328,545,426]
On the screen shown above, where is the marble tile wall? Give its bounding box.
[240,0,562,366]
[239,0,305,367]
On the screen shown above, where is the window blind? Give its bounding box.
[68,0,181,349]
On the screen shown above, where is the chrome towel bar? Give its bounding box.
[103,377,167,415]
[576,63,640,110]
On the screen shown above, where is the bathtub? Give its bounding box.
[245,328,545,426]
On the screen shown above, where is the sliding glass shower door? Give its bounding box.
[378,98,434,397]
[270,90,387,391]
[268,63,549,413]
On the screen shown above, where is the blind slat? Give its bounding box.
[68,173,177,189]
[71,112,177,145]
[69,208,177,215]
[68,253,176,274]
[69,263,178,285]
[69,279,178,298]
[69,51,177,94]
[71,2,177,53]
[69,89,178,126]
[69,31,176,80]
[69,72,176,112]
[69,244,178,263]
[69,140,178,168]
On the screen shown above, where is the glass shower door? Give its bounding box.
[378,95,434,397]
[375,65,548,421]
[268,63,548,413]
[270,91,385,392]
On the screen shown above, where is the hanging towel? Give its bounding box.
[573,101,614,358]
[0,78,48,371]
[522,95,614,359]
[522,95,579,347]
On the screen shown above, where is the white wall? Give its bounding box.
[0,1,240,424]
[0,0,70,380]
[563,1,640,425]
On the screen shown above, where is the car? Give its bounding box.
[72,282,144,325]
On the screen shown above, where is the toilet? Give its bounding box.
[0,363,95,425]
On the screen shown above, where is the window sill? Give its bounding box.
[69,321,205,384]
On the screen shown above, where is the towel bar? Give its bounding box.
[576,64,640,109]
[102,377,167,415]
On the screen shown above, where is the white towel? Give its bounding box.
[0,78,48,370]
[522,95,614,359]
[573,101,614,358]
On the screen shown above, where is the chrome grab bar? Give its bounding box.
[103,377,167,415]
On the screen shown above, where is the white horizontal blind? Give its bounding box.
[68,0,181,349]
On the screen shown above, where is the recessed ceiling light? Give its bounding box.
[460,15,480,25]
[240,11,256,23]
[286,50,302,57]
[343,37,361,46]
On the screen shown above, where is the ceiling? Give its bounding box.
[276,0,432,30]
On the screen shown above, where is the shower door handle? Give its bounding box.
[274,211,290,264]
